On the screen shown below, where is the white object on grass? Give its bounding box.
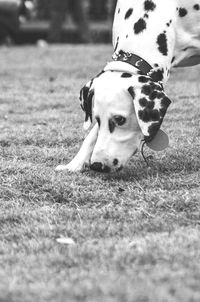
[56,237,76,245]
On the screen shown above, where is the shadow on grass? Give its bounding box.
[87,150,200,183]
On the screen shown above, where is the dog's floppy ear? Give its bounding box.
[79,71,105,130]
[79,80,95,130]
[128,79,171,148]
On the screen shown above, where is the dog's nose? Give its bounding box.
[90,162,111,173]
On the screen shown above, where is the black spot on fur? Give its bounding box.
[80,87,94,123]
[149,91,159,100]
[159,97,171,117]
[128,86,136,99]
[118,8,120,13]
[144,0,156,11]
[171,56,175,63]
[138,76,150,83]
[157,33,168,56]
[155,97,171,118]
[161,96,171,107]
[194,4,200,10]
[138,109,150,122]
[178,7,188,17]
[96,116,101,127]
[159,108,166,117]
[151,109,160,121]
[109,119,115,133]
[149,82,156,90]
[166,20,172,27]
[149,69,164,82]
[152,90,163,100]
[126,34,129,38]
[148,123,160,138]
[114,36,119,52]
[146,101,155,110]
[153,83,163,91]
[139,98,148,107]
[144,13,149,18]
[138,108,159,123]
[137,70,145,75]
[142,84,152,95]
[125,8,133,19]
[121,72,132,78]
[134,18,146,34]
[81,86,89,102]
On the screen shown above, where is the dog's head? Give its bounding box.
[80,70,171,172]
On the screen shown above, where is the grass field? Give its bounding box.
[0,45,200,302]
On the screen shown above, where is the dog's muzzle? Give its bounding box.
[90,162,111,173]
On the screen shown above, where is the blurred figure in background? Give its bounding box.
[89,0,107,20]
[112,0,117,17]
[36,0,50,20]
[48,0,90,43]
[89,0,117,20]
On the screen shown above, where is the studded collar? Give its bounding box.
[112,50,153,76]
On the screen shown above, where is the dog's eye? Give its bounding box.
[114,115,126,126]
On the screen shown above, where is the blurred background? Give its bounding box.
[0,0,117,45]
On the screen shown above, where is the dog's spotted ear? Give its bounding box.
[80,80,95,130]
[128,80,171,143]
[79,71,105,130]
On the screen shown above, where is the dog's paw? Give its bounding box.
[55,161,87,172]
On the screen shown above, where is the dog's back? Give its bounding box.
[113,0,200,71]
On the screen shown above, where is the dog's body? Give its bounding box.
[113,0,200,84]
[56,0,200,173]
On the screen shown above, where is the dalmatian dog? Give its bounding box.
[56,0,200,173]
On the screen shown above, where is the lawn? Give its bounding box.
[0,45,200,302]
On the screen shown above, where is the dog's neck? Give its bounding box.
[104,60,168,87]
[104,61,139,75]
[112,51,153,75]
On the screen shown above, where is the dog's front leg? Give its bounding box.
[55,124,98,172]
